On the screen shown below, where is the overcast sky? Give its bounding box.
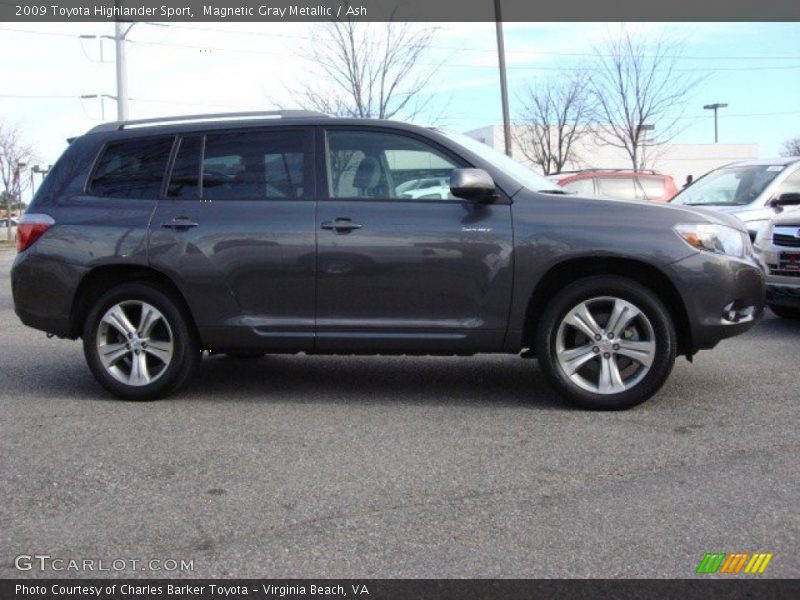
[1,20,799,197]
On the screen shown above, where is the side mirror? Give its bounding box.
[769,193,800,208]
[450,168,496,202]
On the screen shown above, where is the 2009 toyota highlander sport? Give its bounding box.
[11,111,765,409]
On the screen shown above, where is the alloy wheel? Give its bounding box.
[95,300,174,386]
[555,296,656,395]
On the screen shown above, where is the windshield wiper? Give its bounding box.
[539,189,570,195]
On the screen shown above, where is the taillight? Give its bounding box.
[16,214,55,253]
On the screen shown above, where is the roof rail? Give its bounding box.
[553,168,662,176]
[87,110,328,134]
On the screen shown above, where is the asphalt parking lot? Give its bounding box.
[1,246,798,579]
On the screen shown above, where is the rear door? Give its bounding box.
[148,126,317,352]
[314,126,514,353]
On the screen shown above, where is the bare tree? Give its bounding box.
[780,136,800,157]
[514,73,592,175]
[0,123,35,240]
[588,29,699,170]
[294,17,439,120]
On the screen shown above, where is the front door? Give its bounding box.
[315,127,514,353]
[148,126,316,352]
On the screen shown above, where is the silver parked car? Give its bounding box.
[754,201,800,319]
[670,157,800,239]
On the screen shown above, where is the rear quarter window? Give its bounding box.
[88,136,174,199]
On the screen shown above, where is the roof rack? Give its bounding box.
[88,110,328,134]
[553,168,662,176]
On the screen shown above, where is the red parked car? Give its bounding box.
[547,169,679,203]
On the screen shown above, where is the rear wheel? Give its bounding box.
[534,275,677,410]
[82,282,200,400]
[769,304,800,320]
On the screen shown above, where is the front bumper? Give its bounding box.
[666,251,765,352]
[766,281,800,309]
[754,244,800,308]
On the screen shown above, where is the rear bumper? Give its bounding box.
[666,252,765,352]
[11,250,86,338]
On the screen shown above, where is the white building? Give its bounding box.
[464,124,759,186]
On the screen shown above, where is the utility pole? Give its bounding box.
[494,0,512,157]
[30,165,50,202]
[115,15,130,121]
[639,124,655,170]
[703,103,728,143]
[5,161,26,241]
[81,94,117,120]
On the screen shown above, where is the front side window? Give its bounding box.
[326,130,461,200]
[671,164,784,206]
[562,177,595,196]
[201,129,308,200]
[89,136,174,199]
[775,168,800,197]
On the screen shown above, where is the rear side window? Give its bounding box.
[638,177,666,200]
[167,136,202,199]
[89,137,173,199]
[202,129,308,200]
[597,177,639,201]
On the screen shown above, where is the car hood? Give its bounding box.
[771,208,800,227]
[558,194,748,231]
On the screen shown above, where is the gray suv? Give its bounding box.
[11,111,765,409]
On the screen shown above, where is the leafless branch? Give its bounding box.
[588,29,702,169]
[513,72,592,175]
[291,12,440,121]
[780,136,800,157]
[0,122,36,239]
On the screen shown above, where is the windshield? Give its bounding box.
[671,164,784,206]
[439,130,563,193]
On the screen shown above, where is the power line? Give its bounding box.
[4,25,800,67]
[155,23,800,61]
[120,37,800,73]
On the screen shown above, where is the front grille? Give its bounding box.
[773,233,800,248]
[768,264,800,278]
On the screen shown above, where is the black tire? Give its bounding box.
[225,352,266,359]
[534,275,677,410]
[82,282,200,400]
[769,304,800,320]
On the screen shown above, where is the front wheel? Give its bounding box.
[534,276,677,410]
[82,282,200,400]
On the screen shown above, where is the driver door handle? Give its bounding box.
[321,217,363,233]
[162,216,199,231]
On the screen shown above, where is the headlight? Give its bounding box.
[674,223,749,258]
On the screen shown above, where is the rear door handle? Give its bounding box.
[321,217,362,233]
[162,217,199,231]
